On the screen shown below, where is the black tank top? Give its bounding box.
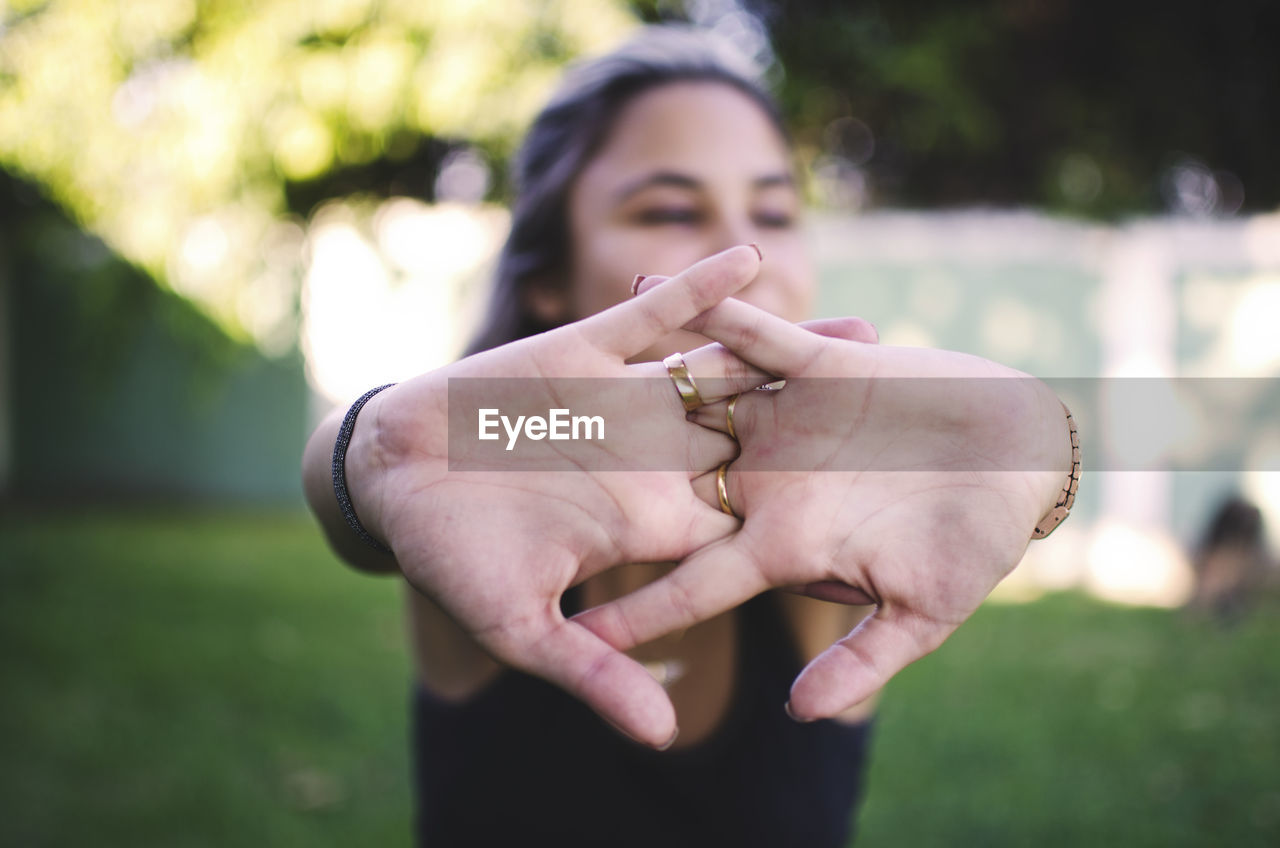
[410,592,874,847]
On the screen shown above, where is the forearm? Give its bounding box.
[301,400,400,575]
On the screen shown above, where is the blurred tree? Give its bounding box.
[632,0,1277,215]
[751,0,1280,216]
[0,0,637,346]
[3,0,1276,355]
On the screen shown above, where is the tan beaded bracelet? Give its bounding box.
[1032,404,1080,540]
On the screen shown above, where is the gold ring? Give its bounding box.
[716,461,740,519]
[663,352,703,412]
[725,394,740,442]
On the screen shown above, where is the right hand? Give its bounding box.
[575,296,1072,724]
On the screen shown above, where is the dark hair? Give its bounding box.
[464,25,787,355]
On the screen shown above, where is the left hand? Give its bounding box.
[575,293,1072,721]
[344,247,770,748]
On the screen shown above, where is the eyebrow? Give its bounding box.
[612,170,795,203]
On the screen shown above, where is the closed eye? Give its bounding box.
[636,208,702,225]
[754,211,795,228]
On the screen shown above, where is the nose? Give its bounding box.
[708,213,760,257]
[699,217,769,288]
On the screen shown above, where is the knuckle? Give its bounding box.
[724,354,751,384]
[609,603,643,651]
[667,575,702,629]
[731,314,764,354]
[834,635,886,684]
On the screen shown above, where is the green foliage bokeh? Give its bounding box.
[0,0,638,343]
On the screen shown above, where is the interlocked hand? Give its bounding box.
[576,291,1072,720]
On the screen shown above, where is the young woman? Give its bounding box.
[302,26,1075,847]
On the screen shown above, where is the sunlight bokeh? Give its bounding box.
[0,0,637,345]
[301,199,508,404]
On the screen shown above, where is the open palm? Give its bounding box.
[576,302,1072,722]
[348,247,768,747]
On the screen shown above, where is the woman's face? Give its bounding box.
[558,81,815,361]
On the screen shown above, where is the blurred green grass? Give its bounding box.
[857,578,1280,846]
[2,511,1278,847]
[1,510,411,847]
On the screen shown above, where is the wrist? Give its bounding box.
[333,384,397,553]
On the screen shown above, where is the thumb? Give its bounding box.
[785,608,951,720]
[504,613,680,749]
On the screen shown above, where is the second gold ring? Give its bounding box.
[716,461,740,520]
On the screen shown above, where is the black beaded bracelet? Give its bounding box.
[332,384,396,554]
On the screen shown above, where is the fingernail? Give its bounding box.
[748,243,763,261]
[631,274,647,296]
[784,701,816,723]
[605,718,650,748]
[657,727,679,751]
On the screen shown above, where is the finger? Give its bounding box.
[679,342,776,402]
[687,397,732,435]
[512,614,680,749]
[574,538,768,651]
[628,490,741,565]
[785,608,953,720]
[690,467,721,511]
[687,393,761,437]
[579,246,761,359]
[686,421,743,473]
[799,316,879,345]
[682,297,830,376]
[684,463,750,520]
[630,275,780,398]
[675,315,879,403]
[631,274,670,295]
[630,281,878,350]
